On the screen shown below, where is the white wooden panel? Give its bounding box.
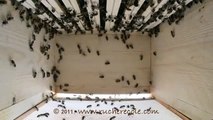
[151,0,213,119]
[0,93,48,120]
[124,0,145,23]
[0,2,55,117]
[24,100,181,120]
[106,0,121,30]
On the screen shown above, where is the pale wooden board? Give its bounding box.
[55,34,151,94]
[0,1,55,118]
[151,0,213,119]
[24,99,181,120]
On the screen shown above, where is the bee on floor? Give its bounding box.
[109,116,116,120]
[120,105,125,108]
[37,113,49,118]
[128,112,134,116]
[86,105,92,108]
[58,104,66,109]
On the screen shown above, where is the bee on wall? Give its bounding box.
[9,57,16,67]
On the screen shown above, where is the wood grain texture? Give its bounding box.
[0,2,55,118]
[55,34,150,94]
[151,0,213,119]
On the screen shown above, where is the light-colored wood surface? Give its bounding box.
[0,1,55,119]
[151,0,213,119]
[55,33,150,94]
[0,93,47,120]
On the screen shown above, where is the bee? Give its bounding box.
[58,105,66,109]
[87,47,91,53]
[153,51,157,56]
[86,105,92,108]
[49,85,52,91]
[96,50,100,56]
[56,43,60,48]
[134,83,139,88]
[144,89,148,93]
[98,33,103,37]
[0,0,7,4]
[140,54,143,61]
[120,105,125,108]
[129,44,134,49]
[82,116,85,120]
[114,35,119,40]
[99,74,104,78]
[128,112,134,116]
[64,83,69,87]
[105,35,109,41]
[171,30,175,38]
[126,44,129,49]
[133,74,136,80]
[109,116,116,120]
[105,60,110,65]
[12,96,16,105]
[63,89,68,92]
[2,19,8,25]
[37,113,49,118]
[9,58,16,67]
[126,80,130,85]
[149,81,152,85]
[32,69,37,78]
[121,76,124,81]
[7,13,14,21]
[40,68,45,78]
[46,72,50,77]
[115,79,121,83]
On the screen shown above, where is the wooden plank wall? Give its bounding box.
[55,33,151,94]
[151,0,213,119]
[0,1,55,119]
